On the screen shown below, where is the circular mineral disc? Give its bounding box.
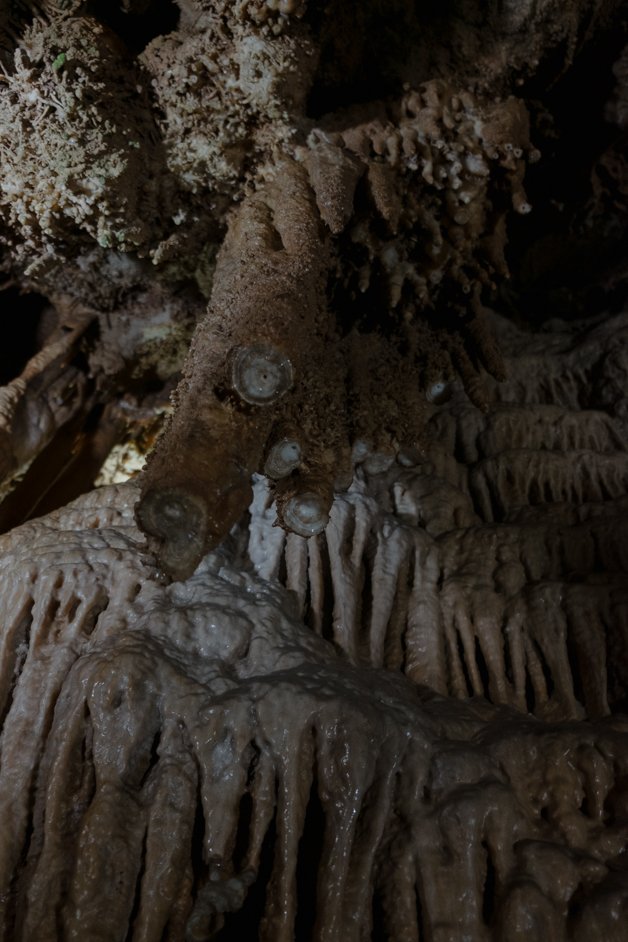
[231,345,293,406]
[264,438,302,479]
[426,379,452,405]
[283,492,329,537]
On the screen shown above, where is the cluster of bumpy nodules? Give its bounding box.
[0,16,168,280]
[227,345,334,537]
[215,86,534,543]
[0,3,536,577]
[236,0,308,29]
[317,83,534,309]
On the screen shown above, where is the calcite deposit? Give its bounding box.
[2,0,622,578]
[1,482,628,942]
[0,0,627,940]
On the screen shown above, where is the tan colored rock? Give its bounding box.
[0,482,627,941]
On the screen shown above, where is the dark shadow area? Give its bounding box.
[305,0,421,118]
[89,0,180,53]
[0,288,48,385]
[504,24,628,324]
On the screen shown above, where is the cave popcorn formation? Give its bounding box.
[135,71,534,578]
[0,1,627,939]
[0,1,539,579]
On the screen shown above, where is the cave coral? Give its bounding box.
[136,7,536,578]
[0,0,582,579]
[0,14,169,273]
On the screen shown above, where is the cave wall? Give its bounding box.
[0,1,627,940]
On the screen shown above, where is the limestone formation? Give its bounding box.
[3,0,622,577]
[0,1,627,939]
[1,483,628,941]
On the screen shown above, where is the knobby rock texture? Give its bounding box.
[0,0,622,576]
[0,0,627,940]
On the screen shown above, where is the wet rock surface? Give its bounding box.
[0,482,627,941]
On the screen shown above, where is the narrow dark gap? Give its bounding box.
[603,774,628,823]
[371,888,386,941]
[317,536,336,644]
[400,610,409,674]
[189,786,208,892]
[527,477,542,506]
[0,288,47,385]
[472,475,502,524]
[44,596,61,629]
[452,425,471,467]
[294,753,326,942]
[80,598,109,638]
[245,741,260,789]
[276,546,288,587]
[473,637,491,702]
[231,791,254,874]
[565,632,587,709]
[543,478,555,504]
[481,841,496,926]
[124,828,148,942]
[302,552,313,633]
[524,670,536,714]
[64,595,81,623]
[502,622,514,686]
[215,811,277,940]
[398,554,415,675]
[358,552,374,655]
[89,0,180,54]
[566,883,588,932]
[533,640,555,698]
[339,506,357,559]
[138,729,161,789]
[455,632,473,698]
[415,880,426,941]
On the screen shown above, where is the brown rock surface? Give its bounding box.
[247,310,628,723]
[7,0,623,577]
[0,2,627,939]
[0,481,628,941]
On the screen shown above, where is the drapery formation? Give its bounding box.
[0,478,627,941]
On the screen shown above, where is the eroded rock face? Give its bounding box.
[1,0,623,578]
[246,309,628,723]
[0,3,627,940]
[0,459,627,941]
